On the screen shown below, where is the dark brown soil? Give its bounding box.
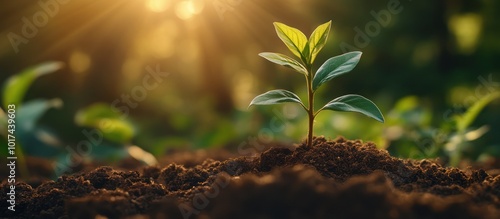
[2,137,500,219]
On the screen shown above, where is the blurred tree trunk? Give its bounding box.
[197,35,234,113]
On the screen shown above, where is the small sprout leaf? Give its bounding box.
[273,22,308,59]
[312,51,362,91]
[249,89,304,107]
[2,61,64,109]
[308,20,331,63]
[259,52,308,75]
[321,94,384,123]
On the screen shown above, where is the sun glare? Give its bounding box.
[175,0,205,20]
[146,0,170,13]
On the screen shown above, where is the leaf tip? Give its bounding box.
[37,61,65,76]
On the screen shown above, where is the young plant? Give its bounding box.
[249,21,384,147]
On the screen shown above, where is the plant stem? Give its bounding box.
[306,66,314,148]
[307,89,314,147]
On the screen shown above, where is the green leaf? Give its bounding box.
[312,51,362,91]
[249,89,304,107]
[455,91,500,133]
[14,99,63,158]
[320,94,384,123]
[17,99,63,132]
[273,22,308,59]
[259,52,308,75]
[55,142,129,176]
[308,20,331,63]
[0,108,6,136]
[2,62,64,109]
[75,103,135,144]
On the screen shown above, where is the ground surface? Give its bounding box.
[1,137,500,219]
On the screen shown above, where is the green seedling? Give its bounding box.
[249,21,384,147]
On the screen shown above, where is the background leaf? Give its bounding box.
[273,22,308,59]
[455,91,500,133]
[75,103,135,144]
[14,98,64,157]
[16,99,63,133]
[249,89,304,107]
[308,20,331,63]
[2,61,64,109]
[312,52,362,91]
[53,142,128,176]
[127,145,158,166]
[321,94,384,123]
[259,52,308,75]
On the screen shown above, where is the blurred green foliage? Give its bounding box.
[0,63,157,177]
[385,92,500,165]
[0,62,63,178]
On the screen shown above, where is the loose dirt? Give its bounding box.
[1,137,499,219]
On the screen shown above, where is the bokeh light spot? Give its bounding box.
[175,0,205,20]
[232,70,255,110]
[448,13,483,54]
[135,20,177,59]
[69,50,91,74]
[146,0,170,13]
[412,40,438,66]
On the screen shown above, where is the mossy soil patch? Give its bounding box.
[1,137,500,219]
